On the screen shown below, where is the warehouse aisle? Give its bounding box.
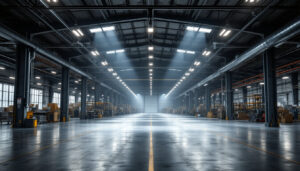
[1,113,300,170]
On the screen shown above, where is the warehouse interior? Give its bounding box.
[0,0,300,170]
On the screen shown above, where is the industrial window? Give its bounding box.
[0,83,14,108]
[30,88,43,109]
[69,95,75,104]
[53,92,61,107]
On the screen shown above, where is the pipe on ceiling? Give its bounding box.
[177,18,300,97]
[0,24,91,79]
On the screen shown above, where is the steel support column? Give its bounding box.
[80,77,87,119]
[291,72,299,105]
[60,67,69,122]
[13,44,33,128]
[242,87,247,104]
[205,87,211,114]
[48,84,53,103]
[225,72,234,120]
[263,50,279,127]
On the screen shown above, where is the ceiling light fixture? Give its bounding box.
[101,61,108,66]
[219,29,232,37]
[108,68,114,72]
[202,50,211,56]
[89,27,102,33]
[91,50,100,56]
[194,61,201,66]
[149,55,154,59]
[72,29,84,37]
[0,66,5,70]
[148,46,154,51]
[148,27,154,33]
[102,26,115,31]
[51,71,57,75]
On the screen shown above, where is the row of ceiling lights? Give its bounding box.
[165,24,234,96]
[70,25,136,96]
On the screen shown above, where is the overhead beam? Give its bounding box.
[5,5,296,10]
[177,18,300,98]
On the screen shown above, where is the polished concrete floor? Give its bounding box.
[1,113,300,171]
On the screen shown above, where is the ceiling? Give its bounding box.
[0,0,299,97]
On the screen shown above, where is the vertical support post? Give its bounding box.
[81,77,87,119]
[291,72,299,105]
[60,67,69,122]
[48,82,53,103]
[205,86,211,114]
[13,44,33,128]
[263,50,279,127]
[242,87,247,104]
[225,72,234,120]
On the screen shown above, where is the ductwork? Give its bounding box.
[178,18,300,97]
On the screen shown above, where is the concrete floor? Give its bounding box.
[1,113,300,171]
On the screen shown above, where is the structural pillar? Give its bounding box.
[60,67,69,122]
[242,87,247,104]
[291,72,299,105]
[225,72,234,120]
[205,86,211,114]
[263,50,279,127]
[13,44,33,128]
[81,77,87,119]
[48,84,53,103]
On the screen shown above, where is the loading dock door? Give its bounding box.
[144,96,158,113]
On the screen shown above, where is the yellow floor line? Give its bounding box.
[148,115,154,171]
[218,134,300,165]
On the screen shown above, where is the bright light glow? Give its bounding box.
[245,0,260,3]
[35,76,41,79]
[219,29,232,37]
[9,76,15,80]
[204,83,208,87]
[186,51,195,54]
[148,27,154,33]
[186,26,199,32]
[116,49,125,53]
[108,68,114,72]
[259,82,264,85]
[91,50,99,56]
[189,68,195,72]
[116,76,120,80]
[51,71,57,75]
[102,26,115,31]
[202,50,211,56]
[58,82,61,85]
[177,49,186,53]
[185,72,190,76]
[106,50,115,54]
[0,66,5,70]
[282,76,289,80]
[149,55,154,59]
[47,0,58,2]
[37,83,42,86]
[194,61,201,66]
[75,80,79,84]
[112,72,117,76]
[149,62,153,66]
[72,29,84,37]
[182,76,186,80]
[89,27,102,33]
[149,73,153,76]
[58,88,61,90]
[199,28,212,33]
[101,61,108,66]
[149,69,153,72]
[148,46,154,51]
